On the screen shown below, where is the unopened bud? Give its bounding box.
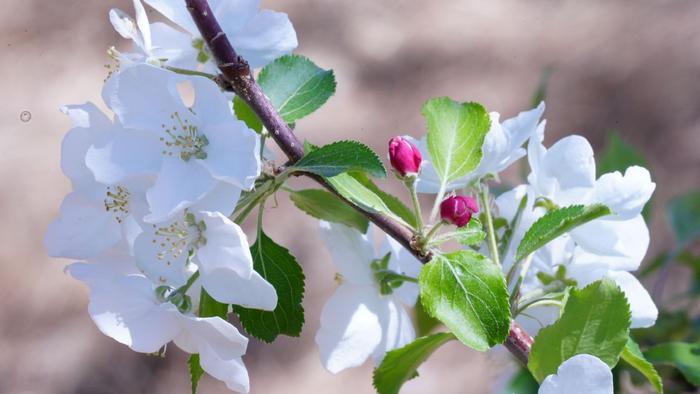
[440,195,479,227]
[388,136,422,177]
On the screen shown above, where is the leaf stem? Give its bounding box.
[165,66,217,79]
[429,182,447,224]
[405,177,425,234]
[479,183,500,267]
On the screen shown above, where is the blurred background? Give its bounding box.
[2,0,700,393]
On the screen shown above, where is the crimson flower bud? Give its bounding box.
[388,136,422,177]
[440,195,479,227]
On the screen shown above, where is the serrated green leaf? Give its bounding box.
[373,332,455,394]
[527,278,631,382]
[292,140,386,178]
[414,299,441,336]
[645,342,700,386]
[418,250,511,351]
[233,230,305,343]
[188,354,205,394]
[326,173,392,215]
[423,97,490,186]
[258,54,336,123]
[621,338,663,393]
[352,172,417,228]
[516,204,611,262]
[453,218,486,246]
[233,96,262,133]
[289,189,369,233]
[667,191,700,244]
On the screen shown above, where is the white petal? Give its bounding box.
[61,102,112,129]
[200,353,250,393]
[372,296,415,364]
[380,236,422,306]
[45,192,122,260]
[514,305,561,337]
[198,123,261,190]
[318,221,375,285]
[201,269,277,310]
[149,22,199,70]
[109,8,146,51]
[315,284,383,373]
[539,354,613,394]
[189,181,242,217]
[189,74,236,126]
[143,0,198,36]
[174,315,247,359]
[209,0,259,33]
[196,212,253,279]
[133,0,151,50]
[133,218,190,287]
[67,263,181,353]
[605,271,658,328]
[571,215,649,271]
[105,64,187,130]
[85,128,162,184]
[542,135,596,190]
[500,102,546,150]
[228,9,298,68]
[410,135,446,194]
[145,158,216,223]
[593,166,655,220]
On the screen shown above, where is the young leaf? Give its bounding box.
[423,97,490,185]
[188,354,205,394]
[292,140,386,178]
[289,189,369,233]
[414,300,442,336]
[418,250,511,351]
[352,172,417,228]
[621,338,663,393]
[258,54,336,123]
[666,191,700,244]
[645,342,700,386]
[326,173,393,216]
[233,230,305,343]
[453,218,486,246]
[373,332,456,394]
[233,96,262,133]
[527,278,631,382]
[515,204,611,262]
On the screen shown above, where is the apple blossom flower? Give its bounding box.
[68,262,252,393]
[539,354,613,394]
[388,136,422,177]
[413,102,545,193]
[440,195,478,227]
[110,0,297,71]
[315,222,422,373]
[93,63,260,223]
[133,209,277,309]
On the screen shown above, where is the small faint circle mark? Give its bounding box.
[20,111,31,122]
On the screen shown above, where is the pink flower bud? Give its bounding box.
[388,136,422,177]
[440,195,479,227]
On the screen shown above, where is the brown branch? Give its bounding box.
[184,0,531,364]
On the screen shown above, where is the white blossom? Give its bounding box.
[315,222,422,373]
[539,354,613,394]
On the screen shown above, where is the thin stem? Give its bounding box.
[509,253,534,306]
[406,177,424,234]
[429,182,447,223]
[479,184,500,267]
[168,270,200,302]
[423,221,444,245]
[165,66,216,79]
[514,298,562,317]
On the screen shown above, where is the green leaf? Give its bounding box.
[258,54,336,123]
[233,96,262,133]
[527,278,631,382]
[645,342,700,386]
[621,338,663,393]
[289,189,369,233]
[418,250,510,351]
[414,300,442,336]
[352,172,417,228]
[373,332,456,394]
[326,173,393,215]
[423,97,490,185]
[515,204,611,262]
[453,218,486,246]
[503,368,539,394]
[233,230,305,343]
[667,191,700,244]
[292,140,386,178]
[188,354,205,394]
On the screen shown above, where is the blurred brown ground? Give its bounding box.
[1,0,699,393]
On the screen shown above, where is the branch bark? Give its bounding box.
[184,0,532,364]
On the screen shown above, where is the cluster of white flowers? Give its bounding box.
[45,0,296,392]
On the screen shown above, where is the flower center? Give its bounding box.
[160,111,209,162]
[104,185,131,223]
[150,212,207,268]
